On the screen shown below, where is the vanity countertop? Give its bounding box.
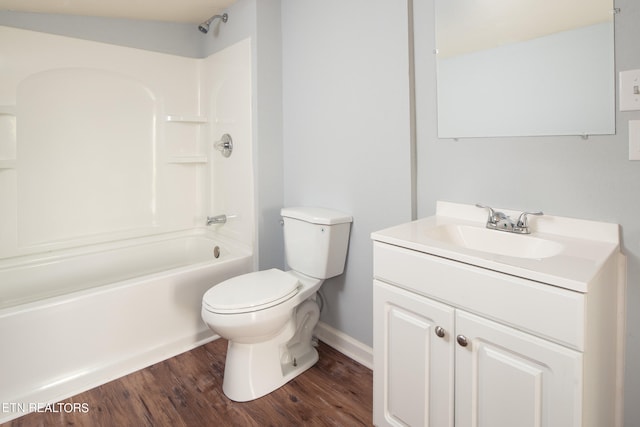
[371,201,621,293]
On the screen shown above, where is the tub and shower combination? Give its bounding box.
[0,25,254,422]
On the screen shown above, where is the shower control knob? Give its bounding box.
[456,334,469,347]
[434,326,446,338]
[214,134,233,157]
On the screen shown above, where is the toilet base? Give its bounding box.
[221,299,321,402]
[222,339,319,402]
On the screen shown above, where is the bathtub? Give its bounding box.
[0,230,253,423]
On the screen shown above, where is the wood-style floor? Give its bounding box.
[4,339,373,427]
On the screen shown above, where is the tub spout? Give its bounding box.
[206,214,227,226]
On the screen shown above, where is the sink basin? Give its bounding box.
[372,201,622,292]
[424,224,564,259]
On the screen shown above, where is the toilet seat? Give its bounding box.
[203,269,299,314]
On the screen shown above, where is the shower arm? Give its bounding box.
[198,13,228,34]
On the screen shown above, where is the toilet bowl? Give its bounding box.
[201,207,352,402]
[202,269,322,401]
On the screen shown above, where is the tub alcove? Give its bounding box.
[0,27,255,423]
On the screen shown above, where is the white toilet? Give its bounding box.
[201,207,352,402]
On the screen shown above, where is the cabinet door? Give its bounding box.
[373,280,455,427]
[455,310,582,427]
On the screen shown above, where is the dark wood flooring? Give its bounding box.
[4,339,373,426]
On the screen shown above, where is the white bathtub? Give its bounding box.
[0,230,253,423]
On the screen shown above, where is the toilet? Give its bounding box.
[201,207,352,402]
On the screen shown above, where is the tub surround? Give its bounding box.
[0,26,254,259]
[0,27,254,423]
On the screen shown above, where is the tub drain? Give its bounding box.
[213,246,221,259]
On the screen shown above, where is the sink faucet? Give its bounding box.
[476,204,543,234]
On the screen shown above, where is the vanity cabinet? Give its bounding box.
[374,279,455,427]
[372,238,622,427]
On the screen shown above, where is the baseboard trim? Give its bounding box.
[315,321,373,370]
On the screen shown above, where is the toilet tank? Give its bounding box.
[281,207,352,279]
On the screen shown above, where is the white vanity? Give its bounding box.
[371,201,625,427]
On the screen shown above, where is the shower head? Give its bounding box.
[198,13,228,34]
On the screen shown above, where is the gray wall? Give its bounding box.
[280,0,413,344]
[413,0,640,425]
[0,11,203,57]
[253,0,285,272]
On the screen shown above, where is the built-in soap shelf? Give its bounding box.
[165,114,208,124]
[0,106,17,169]
[164,114,209,164]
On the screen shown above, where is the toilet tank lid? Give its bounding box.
[281,207,352,225]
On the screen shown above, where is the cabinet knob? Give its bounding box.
[434,326,446,338]
[456,334,469,347]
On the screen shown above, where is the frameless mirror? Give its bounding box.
[435,0,615,138]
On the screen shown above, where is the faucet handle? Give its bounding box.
[476,203,494,215]
[517,211,543,228]
[476,204,498,223]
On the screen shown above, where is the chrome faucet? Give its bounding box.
[476,204,542,234]
[206,214,227,226]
